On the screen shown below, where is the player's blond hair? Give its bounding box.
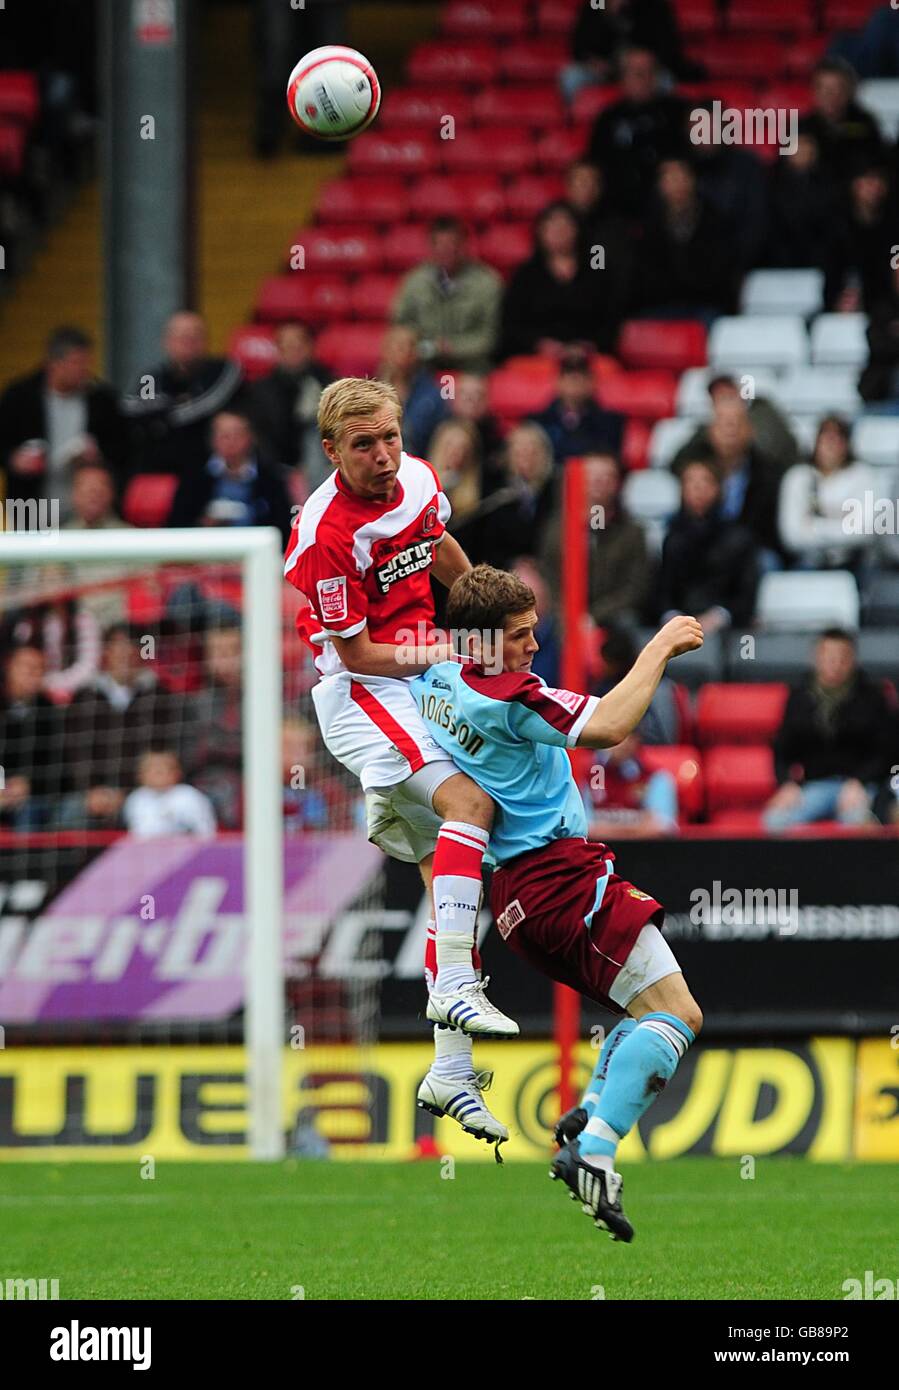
[318,377,403,442]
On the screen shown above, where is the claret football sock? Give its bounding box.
[579,1012,695,1162]
[432,821,489,993]
[582,1018,637,1115]
[429,1023,475,1081]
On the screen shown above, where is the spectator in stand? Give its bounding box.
[247,321,330,482]
[452,424,557,569]
[1,578,102,703]
[391,217,502,372]
[0,644,66,829]
[658,458,759,631]
[689,105,769,275]
[593,625,681,744]
[831,4,899,79]
[859,261,899,406]
[563,161,635,316]
[778,416,877,573]
[637,158,735,321]
[824,163,897,312]
[540,453,649,627]
[672,373,799,473]
[765,131,838,270]
[799,58,886,186]
[179,623,244,829]
[675,397,784,563]
[376,326,448,459]
[63,458,130,531]
[169,410,292,545]
[561,0,701,105]
[429,419,483,533]
[500,203,626,359]
[282,716,357,832]
[123,749,217,838]
[0,326,126,520]
[763,629,894,830]
[589,47,687,217]
[123,311,244,475]
[530,350,625,464]
[582,733,678,839]
[511,557,561,688]
[446,373,505,491]
[59,623,175,831]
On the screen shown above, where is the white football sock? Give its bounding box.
[430,1023,475,1081]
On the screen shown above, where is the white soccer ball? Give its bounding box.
[286,45,381,142]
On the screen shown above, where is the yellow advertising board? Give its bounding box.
[0,1038,895,1161]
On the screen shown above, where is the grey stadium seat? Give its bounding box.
[637,627,724,688]
[740,269,824,318]
[810,313,868,368]
[708,316,809,372]
[755,571,860,632]
[724,631,817,682]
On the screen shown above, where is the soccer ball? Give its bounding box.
[286,45,381,141]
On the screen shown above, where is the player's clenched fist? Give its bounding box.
[653,615,704,659]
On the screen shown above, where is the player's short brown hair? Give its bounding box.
[446,564,536,635]
[318,377,403,442]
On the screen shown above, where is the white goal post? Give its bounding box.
[0,526,285,1159]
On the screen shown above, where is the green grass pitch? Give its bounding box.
[1,1159,891,1300]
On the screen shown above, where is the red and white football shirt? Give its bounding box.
[283,451,451,678]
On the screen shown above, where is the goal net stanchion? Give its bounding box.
[558,457,588,1116]
[0,526,285,1160]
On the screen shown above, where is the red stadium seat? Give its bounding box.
[824,0,879,27]
[408,173,506,222]
[690,37,786,81]
[316,176,406,224]
[758,83,814,116]
[381,222,433,270]
[707,810,764,832]
[640,745,704,822]
[784,35,828,77]
[500,39,569,84]
[315,323,386,377]
[621,416,651,471]
[696,683,789,746]
[506,172,565,219]
[255,273,351,326]
[293,226,381,274]
[617,320,707,372]
[475,221,534,274]
[0,121,26,177]
[349,273,403,321]
[571,84,622,126]
[671,0,719,34]
[678,80,757,108]
[442,0,531,38]
[442,128,535,175]
[488,365,558,420]
[705,745,776,812]
[472,85,565,128]
[379,88,475,130]
[408,41,498,86]
[228,325,278,381]
[122,475,178,528]
[0,72,40,124]
[536,125,589,170]
[727,0,815,32]
[597,371,677,420]
[502,354,560,382]
[536,0,581,35]
[346,131,437,176]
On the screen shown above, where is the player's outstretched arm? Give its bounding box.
[576,616,703,749]
[332,627,454,679]
[431,534,472,589]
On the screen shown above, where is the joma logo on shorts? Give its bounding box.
[496,899,525,939]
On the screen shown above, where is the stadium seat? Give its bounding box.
[621,469,680,553]
[316,176,406,224]
[671,0,718,33]
[809,313,868,368]
[0,71,40,124]
[597,370,677,420]
[675,366,780,418]
[500,39,569,83]
[255,274,351,325]
[408,42,498,86]
[472,85,565,128]
[852,416,899,467]
[442,0,531,38]
[227,325,278,381]
[641,745,705,821]
[408,173,505,222]
[122,475,178,528]
[381,223,432,270]
[349,273,403,321]
[294,226,381,274]
[442,128,534,174]
[0,122,26,177]
[536,125,589,171]
[572,84,622,125]
[475,221,533,274]
[636,628,724,687]
[695,683,788,745]
[863,572,899,627]
[617,320,707,372]
[774,366,862,417]
[755,571,860,632]
[707,810,765,832]
[536,0,582,35]
[689,36,785,81]
[705,745,777,812]
[621,417,651,471]
[757,82,814,116]
[723,631,816,682]
[347,131,436,176]
[726,0,815,32]
[857,80,899,142]
[379,88,475,129]
[647,416,696,468]
[488,365,558,420]
[505,172,566,219]
[739,269,824,318]
[857,630,899,680]
[784,34,828,77]
[707,315,809,371]
[786,415,823,457]
[315,323,385,377]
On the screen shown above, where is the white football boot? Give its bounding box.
[417,1068,509,1159]
[426,976,520,1038]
